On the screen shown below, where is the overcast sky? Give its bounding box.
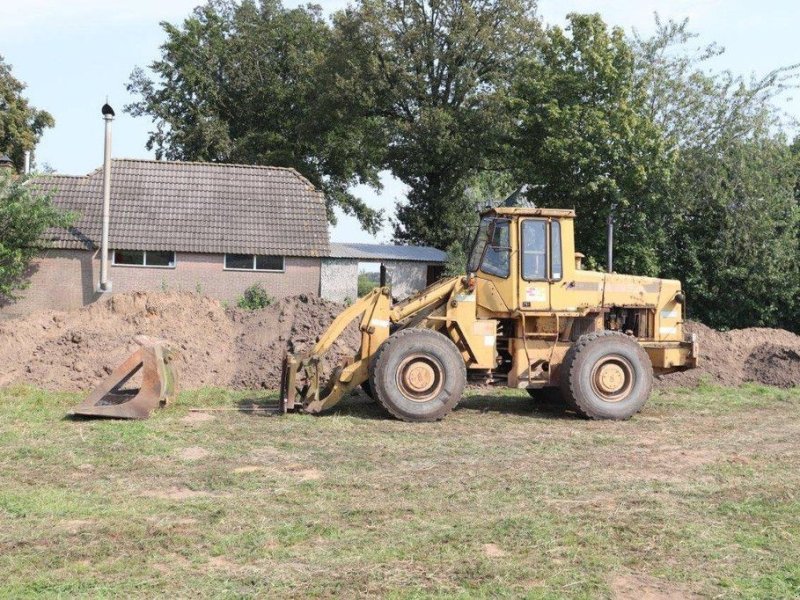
[2,0,798,243]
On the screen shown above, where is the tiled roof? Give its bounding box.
[29,159,330,257]
[328,242,447,263]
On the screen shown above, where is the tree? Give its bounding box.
[0,175,73,301]
[0,55,54,172]
[632,18,800,332]
[510,13,674,275]
[126,0,385,232]
[333,0,540,248]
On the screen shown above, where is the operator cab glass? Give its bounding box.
[520,219,563,281]
[468,217,511,278]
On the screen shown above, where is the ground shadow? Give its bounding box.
[235,389,583,421]
[455,392,583,420]
[235,390,388,420]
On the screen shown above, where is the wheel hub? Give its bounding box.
[396,354,444,402]
[405,362,435,392]
[596,363,625,394]
[590,356,634,402]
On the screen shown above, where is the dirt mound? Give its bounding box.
[0,291,359,392]
[657,321,800,389]
[1,294,797,392]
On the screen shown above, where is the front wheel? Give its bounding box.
[370,329,466,422]
[561,331,653,420]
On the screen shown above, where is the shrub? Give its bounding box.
[237,283,274,310]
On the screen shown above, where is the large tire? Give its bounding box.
[561,331,653,420]
[370,329,466,422]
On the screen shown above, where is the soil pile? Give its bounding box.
[657,321,800,389]
[0,292,798,391]
[0,291,359,392]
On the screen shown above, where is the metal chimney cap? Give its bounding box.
[101,103,115,117]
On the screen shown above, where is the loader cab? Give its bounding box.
[467,207,578,316]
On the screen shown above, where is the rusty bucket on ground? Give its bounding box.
[69,336,178,420]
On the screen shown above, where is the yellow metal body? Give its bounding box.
[280,207,697,413]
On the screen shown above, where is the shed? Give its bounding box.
[321,243,447,303]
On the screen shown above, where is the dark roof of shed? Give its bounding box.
[29,159,330,257]
[328,243,447,263]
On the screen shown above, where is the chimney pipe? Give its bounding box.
[99,102,115,293]
[23,151,31,175]
[606,211,614,273]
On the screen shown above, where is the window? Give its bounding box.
[480,219,511,278]
[521,220,563,281]
[467,217,492,273]
[112,250,175,268]
[550,221,562,280]
[224,254,285,272]
[521,220,547,280]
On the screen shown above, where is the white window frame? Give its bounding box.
[223,254,285,273]
[111,250,177,269]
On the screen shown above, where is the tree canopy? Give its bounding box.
[128,3,800,332]
[0,55,54,172]
[0,175,73,301]
[126,0,385,232]
[332,0,540,249]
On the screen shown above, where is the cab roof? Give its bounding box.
[481,206,576,218]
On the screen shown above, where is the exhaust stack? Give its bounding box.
[99,102,115,292]
[606,212,614,273]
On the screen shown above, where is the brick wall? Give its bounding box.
[1,249,321,317]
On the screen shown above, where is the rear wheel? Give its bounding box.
[561,331,653,420]
[370,329,466,422]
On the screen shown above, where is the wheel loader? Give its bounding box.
[280,206,698,422]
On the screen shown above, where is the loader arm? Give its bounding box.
[280,276,464,414]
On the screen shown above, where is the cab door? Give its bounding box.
[473,218,516,316]
[518,218,551,310]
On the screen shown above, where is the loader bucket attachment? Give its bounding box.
[69,336,178,420]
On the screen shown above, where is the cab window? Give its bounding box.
[481,219,510,278]
[521,219,563,280]
[551,220,562,280]
[521,220,547,279]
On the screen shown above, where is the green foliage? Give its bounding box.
[357,271,379,297]
[0,175,73,301]
[443,240,467,277]
[334,0,540,249]
[236,283,274,310]
[631,19,800,331]
[126,0,384,233]
[0,55,54,172]
[511,13,673,276]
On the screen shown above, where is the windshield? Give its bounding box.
[467,217,492,273]
[467,217,511,277]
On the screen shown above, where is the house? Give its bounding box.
[1,158,446,316]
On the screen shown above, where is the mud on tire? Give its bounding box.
[370,329,466,422]
[561,331,653,420]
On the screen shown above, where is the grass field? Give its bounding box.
[1,384,799,598]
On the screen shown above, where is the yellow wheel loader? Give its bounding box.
[280,206,698,421]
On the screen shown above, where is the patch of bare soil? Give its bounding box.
[657,321,800,389]
[0,291,359,392]
[611,572,698,600]
[142,487,214,501]
[180,412,216,425]
[177,447,210,461]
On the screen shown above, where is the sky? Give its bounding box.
[2,0,798,244]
